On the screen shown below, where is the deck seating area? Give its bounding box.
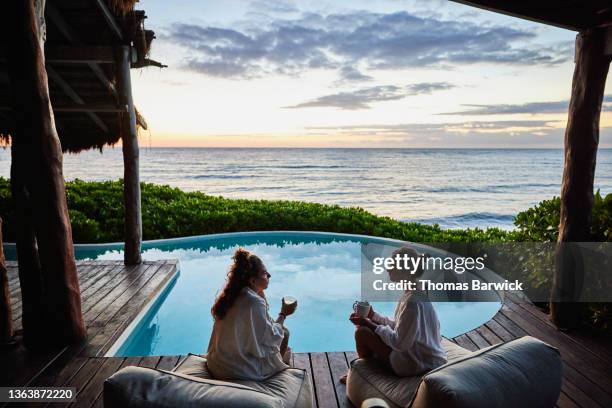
[3,261,611,408]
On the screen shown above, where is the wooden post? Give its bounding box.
[116,46,142,265]
[551,28,611,329]
[1,0,86,347]
[0,217,17,347]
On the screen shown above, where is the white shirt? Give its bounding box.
[372,291,447,376]
[206,287,288,380]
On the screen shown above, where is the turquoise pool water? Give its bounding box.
[27,232,501,356]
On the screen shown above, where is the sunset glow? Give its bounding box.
[131,0,612,147]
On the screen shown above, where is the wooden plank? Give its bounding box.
[11,263,114,322]
[85,262,176,356]
[452,334,478,352]
[138,356,161,369]
[465,330,490,349]
[9,262,101,306]
[294,353,317,408]
[87,356,141,408]
[475,325,503,346]
[484,318,516,342]
[508,296,612,366]
[23,352,88,391]
[82,263,156,322]
[327,352,351,408]
[310,352,337,408]
[70,358,124,408]
[492,312,529,338]
[0,343,65,388]
[561,375,605,408]
[556,390,581,408]
[56,358,106,408]
[156,356,181,371]
[561,363,612,408]
[500,306,612,393]
[79,264,141,317]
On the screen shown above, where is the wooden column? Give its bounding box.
[551,28,611,329]
[1,0,86,347]
[116,46,142,265]
[0,217,16,347]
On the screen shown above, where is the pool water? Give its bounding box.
[73,232,501,356]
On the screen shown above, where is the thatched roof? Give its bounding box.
[0,0,163,153]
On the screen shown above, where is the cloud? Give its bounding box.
[301,119,575,147]
[306,120,558,136]
[248,0,299,15]
[285,82,455,110]
[441,95,612,115]
[337,66,373,83]
[162,10,570,79]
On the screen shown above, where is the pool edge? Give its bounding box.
[103,261,181,357]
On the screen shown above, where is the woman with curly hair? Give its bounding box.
[206,248,297,380]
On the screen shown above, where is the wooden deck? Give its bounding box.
[3,262,611,408]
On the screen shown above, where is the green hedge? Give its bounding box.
[513,191,612,242]
[0,177,510,244]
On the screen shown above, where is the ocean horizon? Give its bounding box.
[1,147,611,230]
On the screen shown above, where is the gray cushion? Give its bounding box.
[347,336,561,408]
[104,355,314,408]
[411,336,562,408]
[347,338,470,408]
[176,354,314,408]
[104,366,283,407]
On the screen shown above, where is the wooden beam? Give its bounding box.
[46,65,109,133]
[46,4,118,98]
[45,46,115,63]
[117,46,142,265]
[0,104,127,113]
[449,0,612,31]
[0,46,116,64]
[551,28,611,329]
[92,0,123,41]
[1,0,86,348]
[605,26,612,56]
[0,104,126,113]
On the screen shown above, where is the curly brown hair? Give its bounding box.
[211,248,265,320]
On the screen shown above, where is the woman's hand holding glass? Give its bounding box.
[281,297,298,317]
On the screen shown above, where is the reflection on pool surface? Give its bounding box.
[76,232,502,356]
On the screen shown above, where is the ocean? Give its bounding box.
[1,148,611,230]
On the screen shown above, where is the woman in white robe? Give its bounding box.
[207,248,297,381]
[348,247,447,378]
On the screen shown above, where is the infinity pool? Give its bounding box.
[67,232,501,356]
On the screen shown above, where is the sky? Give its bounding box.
[131,0,612,148]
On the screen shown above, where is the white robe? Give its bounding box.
[372,291,447,376]
[206,287,288,380]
